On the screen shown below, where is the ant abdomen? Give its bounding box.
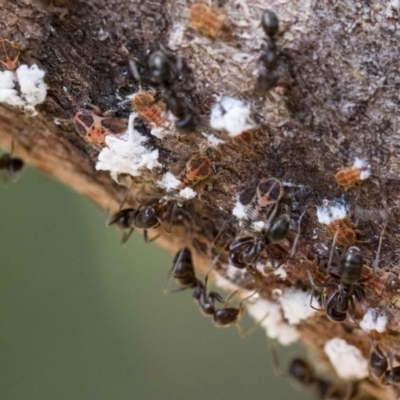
[261,9,279,37]
[134,207,161,230]
[339,246,363,285]
[148,51,171,84]
[171,247,199,289]
[108,208,137,230]
[213,307,241,327]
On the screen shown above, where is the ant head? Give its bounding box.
[288,358,313,385]
[261,10,279,38]
[214,307,241,327]
[149,51,171,83]
[370,346,388,378]
[135,206,159,229]
[0,153,12,166]
[266,214,290,243]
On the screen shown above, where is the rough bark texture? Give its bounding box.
[2,1,400,399]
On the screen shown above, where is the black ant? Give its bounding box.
[271,342,356,399]
[258,9,280,92]
[148,51,196,132]
[0,139,24,183]
[369,343,389,379]
[166,248,264,336]
[288,358,356,399]
[228,213,290,270]
[369,343,400,395]
[191,254,225,316]
[108,201,165,244]
[308,246,367,323]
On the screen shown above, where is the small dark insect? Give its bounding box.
[228,213,290,271]
[107,208,138,244]
[271,343,355,400]
[288,358,354,399]
[0,137,24,184]
[193,279,225,317]
[383,354,400,387]
[257,10,280,92]
[148,51,196,132]
[308,246,367,323]
[0,153,24,183]
[370,346,400,392]
[164,247,201,293]
[165,248,225,312]
[108,202,164,244]
[370,344,389,379]
[165,248,264,336]
[211,283,266,337]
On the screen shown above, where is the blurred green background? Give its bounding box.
[0,166,311,400]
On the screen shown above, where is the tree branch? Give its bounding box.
[2,1,400,398]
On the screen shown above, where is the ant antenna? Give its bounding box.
[204,254,220,289]
[10,136,15,155]
[327,230,339,272]
[128,59,141,83]
[290,208,308,257]
[163,248,186,295]
[212,220,230,254]
[119,180,135,210]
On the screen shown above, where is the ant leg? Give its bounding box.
[238,310,269,339]
[163,248,186,295]
[353,286,367,309]
[290,208,308,257]
[306,270,335,311]
[341,382,356,400]
[224,290,239,307]
[144,230,161,243]
[373,222,387,273]
[119,181,134,210]
[121,228,134,245]
[204,254,220,289]
[163,203,176,235]
[128,59,141,83]
[212,220,230,254]
[327,230,339,272]
[268,339,283,376]
[348,296,358,325]
[264,202,279,229]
